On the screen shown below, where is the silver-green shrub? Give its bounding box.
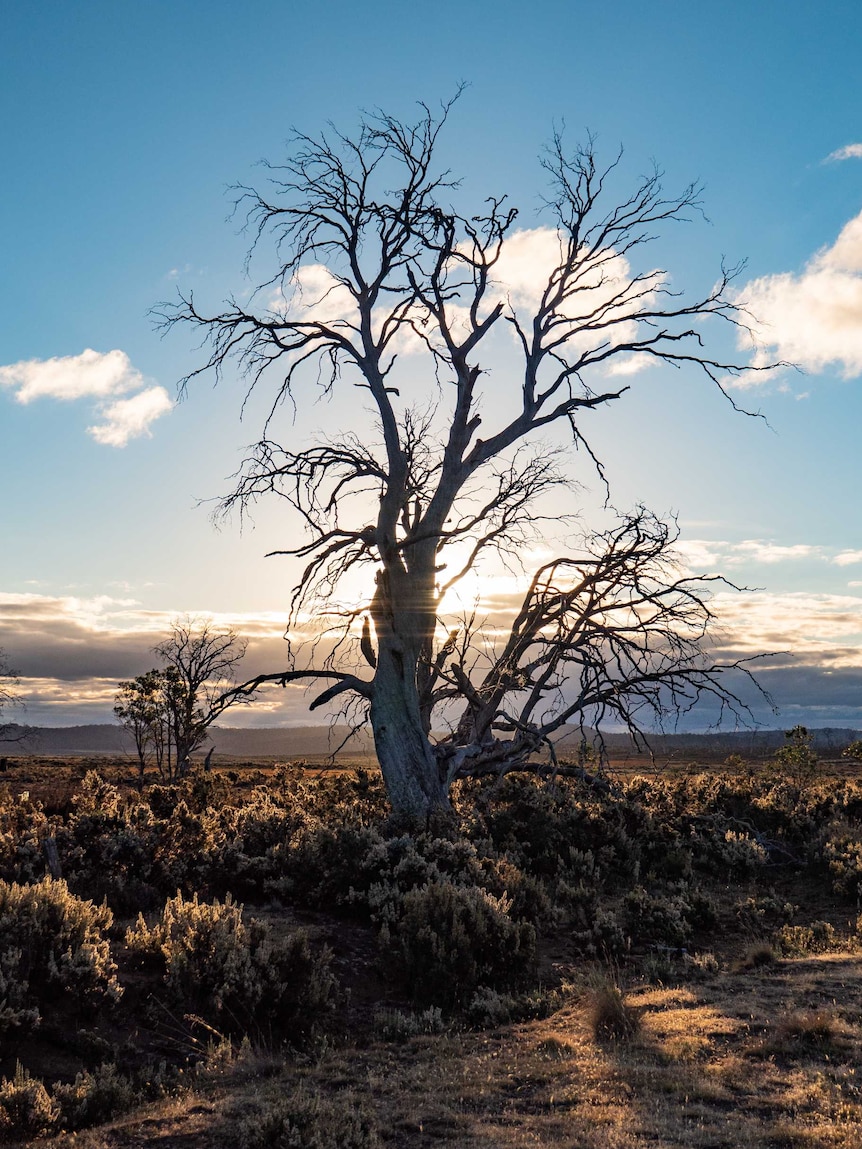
[126,891,335,1039]
[388,880,536,1007]
[0,876,120,1037]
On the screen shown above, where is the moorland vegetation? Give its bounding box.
[0,740,860,1145]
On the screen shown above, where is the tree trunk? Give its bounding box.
[370,648,449,818]
[369,562,449,819]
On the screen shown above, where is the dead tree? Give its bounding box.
[155,618,248,775]
[0,648,28,746]
[160,95,770,818]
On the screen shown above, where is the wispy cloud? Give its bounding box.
[676,539,824,569]
[0,349,173,445]
[735,209,862,381]
[711,590,862,666]
[825,143,862,162]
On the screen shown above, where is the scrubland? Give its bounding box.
[0,755,860,1146]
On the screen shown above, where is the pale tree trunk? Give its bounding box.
[370,652,448,818]
[369,562,449,819]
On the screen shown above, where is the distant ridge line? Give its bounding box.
[4,724,861,759]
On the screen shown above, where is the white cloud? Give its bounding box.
[272,265,356,326]
[730,541,822,564]
[677,539,823,569]
[0,348,144,403]
[736,208,862,381]
[272,229,661,373]
[0,349,173,446]
[834,550,862,567]
[88,386,174,447]
[826,144,862,162]
[488,227,661,370]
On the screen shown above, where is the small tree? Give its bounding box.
[773,725,818,787]
[155,618,248,775]
[114,669,170,781]
[114,620,247,780]
[0,649,26,746]
[162,96,770,818]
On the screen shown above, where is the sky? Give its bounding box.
[2,0,862,730]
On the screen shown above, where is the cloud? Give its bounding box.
[271,228,661,372]
[88,386,174,447]
[736,209,862,380]
[5,584,862,730]
[489,227,661,370]
[710,590,862,669]
[0,349,173,446]
[834,550,862,567]
[271,265,356,327]
[0,591,331,726]
[826,144,862,162]
[0,349,144,403]
[676,539,823,569]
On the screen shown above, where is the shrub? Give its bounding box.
[126,892,335,1040]
[0,876,120,1036]
[372,1005,444,1040]
[465,985,563,1027]
[734,894,797,935]
[824,829,862,901]
[772,726,818,787]
[388,880,536,1007]
[773,920,842,956]
[620,887,696,948]
[230,1086,379,1149]
[0,1063,59,1139]
[0,789,50,884]
[53,1063,137,1130]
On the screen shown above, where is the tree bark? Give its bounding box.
[370,652,448,818]
[369,563,449,818]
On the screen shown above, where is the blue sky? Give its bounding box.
[2,0,862,728]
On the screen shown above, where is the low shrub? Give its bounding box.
[53,1062,137,1131]
[372,1005,445,1040]
[734,894,797,935]
[773,920,843,956]
[0,789,50,884]
[824,829,862,901]
[0,1063,59,1139]
[0,876,120,1037]
[465,985,564,1027]
[621,887,699,948]
[387,880,536,1007]
[126,892,335,1040]
[229,1086,379,1149]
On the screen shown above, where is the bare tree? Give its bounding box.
[161,96,769,818]
[0,648,27,745]
[155,618,248,776]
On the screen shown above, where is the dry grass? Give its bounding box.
[734,942,777,971]
[37,951,862,1149]
[587,977,641,1042]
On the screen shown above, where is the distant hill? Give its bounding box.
[3,723,860,761]
[554,726,862,759]
[0,723,374,759]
